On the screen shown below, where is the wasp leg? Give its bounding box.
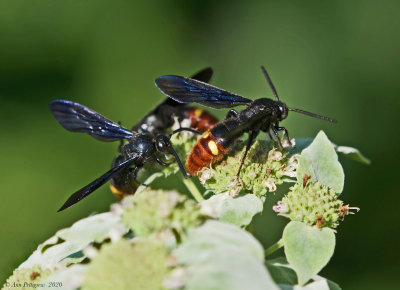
[160,130,193,178]
[225,109,239,120]
[274,125,293,147]
[266,130,274,141]
[170,127,202,136]
[156,157,173,167]
[271,126,283,148]
[169,145,190,178]
[265,131,274,150]
[237,130,258,177]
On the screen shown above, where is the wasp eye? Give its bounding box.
[278,102,288,120]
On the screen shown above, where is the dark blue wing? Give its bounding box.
[155,75,252,109]
[50,100,133,141]
[131,67,215,133]
[160,67,214,107]
[57,156,139,211]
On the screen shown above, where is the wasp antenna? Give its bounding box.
[261,66,279,102]
[289,108,337,123]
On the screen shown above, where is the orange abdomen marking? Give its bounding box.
[187,109,218,132]
[110,176,138,200]
[186,131,228,176]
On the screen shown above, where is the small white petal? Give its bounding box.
[198,168,215,184]
[265,178,277,192]
[83,246,98,259]
[268,148,283,161]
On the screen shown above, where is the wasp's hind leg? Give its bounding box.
[236,130,258,177]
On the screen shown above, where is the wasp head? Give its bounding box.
[155,135,172,154]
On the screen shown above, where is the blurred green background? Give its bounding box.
[1,0,399,288]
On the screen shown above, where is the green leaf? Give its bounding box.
[287,138,313,156]
[297,131,344,193]
[42,264,87,289]
[335,146,370,165]
[266,257,297,285]
[290,138,370,166]
[173,220,278,290]
[266,257,342,289]
[200,193,263,227]
[57,212,126,243]
[283,221,335,286]
[19,213,127,269]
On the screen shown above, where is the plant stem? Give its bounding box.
[183,178,204,202]
[265,239,284,257]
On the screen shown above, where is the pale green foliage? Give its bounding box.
[297,131,344,193]
[275,182,343,229]
[335,145,370,165]
[289,137,369,166]
[199,141,298,198]
[200,193,263,227]
[120,189,203,237]
[4,265,51,289]
[283,221,336,286]
[171,220,278,290]
[265,258,341,289]
[83,239,168,290]
[18,213,126,270]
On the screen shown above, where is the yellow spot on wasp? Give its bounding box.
[110,185,124,200]
[194,109,203,117]
[202,132,210,139]
[208,140,219,155]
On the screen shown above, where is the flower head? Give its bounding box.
[274,181,350,229]
[199,140,297,198]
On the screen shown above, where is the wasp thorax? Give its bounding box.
[124,134,155,157]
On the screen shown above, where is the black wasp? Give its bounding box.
[51,68,217,211]
[155,66,337,176]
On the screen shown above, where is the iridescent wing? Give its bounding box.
[50,100,133,141]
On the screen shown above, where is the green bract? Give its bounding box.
[200,193,263,227]
[120,189,203,237]
[198,141,298,198]
[274,182,343,229]
[296,131,344,194]
[283,221,336,286]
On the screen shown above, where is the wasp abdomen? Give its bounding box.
[186,131,228,176]
[186,108,219,132]
[110,180,138,200]
[110,155,138,200]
